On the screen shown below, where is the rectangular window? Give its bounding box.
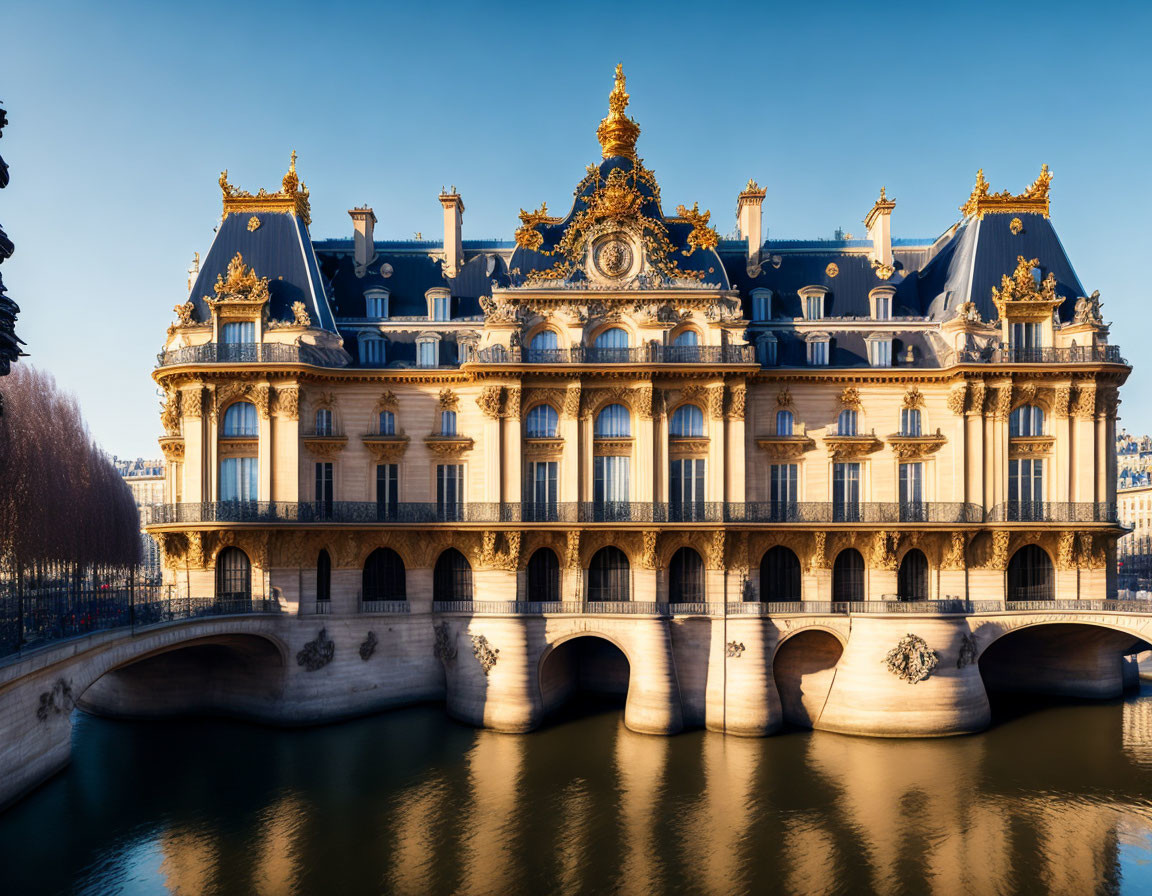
[433,296,450,321]
[769,464,799,521]
[900,408,922,437]
[809,341,829,366]
[315,462,333,514]
[525,461,558,521]
[221,321,255,344]
[868,340,892,367]
[440,410,457,436]
[376,464,398,519]
[1009,458,1044,519]
[753,293,771,321]
[1011,322,1042,348]
[366,295,389,318]
[874,295,892,320]
[899,462,924,521]
[805,295,823,320]
[832,462,861,522]
[437,464,464,520]
[361,339,385,366]
[219,456,258,502]
[670,458,706,520]
[593,456,630,519]
[418,341,438,368]
[761,338,778,367]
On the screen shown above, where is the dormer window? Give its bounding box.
[758,333,778,367]
[866,335,893,367]
[1011,322,1042,349]
[365,289,390,319]
[870,286,896,321]
[751,288,772,322]
[426,288,451,322]
[221,321,255,344]
[359,335,386,366]
[799,286,828,321]
[417,335,440,368]
[806,332,830,366]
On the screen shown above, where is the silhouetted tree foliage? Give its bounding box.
[0,365,141,577]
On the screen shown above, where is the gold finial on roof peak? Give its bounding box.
[597,63,641,160]
[218,153,311,226]
[961,164,1050,219]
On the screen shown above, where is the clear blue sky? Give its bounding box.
[3,0,1150,458]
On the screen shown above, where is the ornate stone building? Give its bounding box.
[149,66,1127,613]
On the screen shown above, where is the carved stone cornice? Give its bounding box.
[887,432,946,460]
[302,436,348,459]
[668,437,710,457]
[823,435,883,460]
[218,438,258,458]
[1008,435,1055,458]
[158,437,185,462]
[524,437,565,458]
[593,437,634,457]
[361,435,410,463]
[755,435,816,459]
[424,436,474,456]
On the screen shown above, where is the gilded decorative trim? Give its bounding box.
[960,165,1050,219]
[219,151,311,225]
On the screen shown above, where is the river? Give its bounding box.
[2,688,1152,895]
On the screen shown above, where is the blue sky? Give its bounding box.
[3,0,1150,457]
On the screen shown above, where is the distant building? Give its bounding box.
[114,456,165,581]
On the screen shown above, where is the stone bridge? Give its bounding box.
[2,602,1151,810]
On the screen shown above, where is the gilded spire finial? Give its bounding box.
[596,63,641,160]
[961,165,1049,218]
[282,150,300,194]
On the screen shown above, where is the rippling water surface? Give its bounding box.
[4,688,1152,895]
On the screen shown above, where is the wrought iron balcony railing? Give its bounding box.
[470,344,757,365]
[986,502,1118,523]
[157,342,339,368]
[957,345,1126,365]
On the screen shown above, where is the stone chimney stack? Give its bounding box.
[736,179,767,272]
[864,187,896,267]
[349,206,377,278]
[439,187,465,279]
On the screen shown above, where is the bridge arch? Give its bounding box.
[773,627,844,728]
[538,631,632,719]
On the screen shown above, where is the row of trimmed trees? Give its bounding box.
[0,365,141,581]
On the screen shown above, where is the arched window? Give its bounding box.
[672,329,699,346]
[363,547,406,602]
[760,546,801,602]
[833,549,865,602]
[527,548,560,603]
[900,408,922,437]
[314,408,333,436]
[588,546,630,602]
[837,409,858,436]
[1010,405,1045,437]
[378,411,396,436]
[897,549,928,601]
[222,402,258,437]
[525,404,559,438]
[215,547,251,602]
[669,547,704,604]
[595,404,631,438]
[1007,545,1054,602]
[316,549,331,602]
[669,405,704,437]
[433,548,473,603]
[595,327,630,349]
[530,330,559,355]
[776,410,794,436]
[440,410,457,437]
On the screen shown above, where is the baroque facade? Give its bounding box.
[149,66,1127,612]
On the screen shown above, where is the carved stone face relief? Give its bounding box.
[592,233,636,280]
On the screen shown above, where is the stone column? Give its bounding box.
[502,409,521,505]
[622,618,684,735]
[705,617,782,736]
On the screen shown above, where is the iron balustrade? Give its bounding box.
[150,501,990,525]
[472,345,757,365]
[359,600,411,614]
[987,502,1118,523]
[157,342,336,368]
[957,344,1126,365]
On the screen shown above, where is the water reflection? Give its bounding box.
[2,688,1152,894]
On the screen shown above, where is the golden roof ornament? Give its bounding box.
[209,252,270,307]
[961,165,1051,219]
[864,185,896,229]
[991,255,1061,321]
[219,151,311,225]
[596,63,641,160]
[676,202,720,254]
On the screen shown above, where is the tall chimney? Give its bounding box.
[349,206,376,278]
[736,179,767,273]
[864,187,896,267]
[439,187,465,279]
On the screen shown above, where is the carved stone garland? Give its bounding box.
[884,634,939,684]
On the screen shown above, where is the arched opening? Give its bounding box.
[77,634,288,721]
[363,547,406,603]
[215,547,251,603]
[832,549,864,602]
[669,404,704,437]
[527,548,560,603]
[979,623,1152,705]
[434,548,473,603]
[898,549,928,601]
[668,547,704,604]
[525,404,559,438]
[1007,545,1054,602]
[316,549,331,602]
[773,630,844,728]
[760,546,801,602]
[588,546,629,602]
[539,635,630,720]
